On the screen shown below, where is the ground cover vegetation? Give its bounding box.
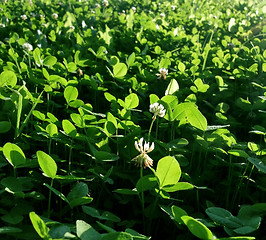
[0,0,265,239]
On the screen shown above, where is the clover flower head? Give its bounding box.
[82,20,87,28]
[23,42,33,51]
[132,138,154,168]
[0,23,5,28]
[171,5,177,10]
[52,13,58,19]
[132,7,136,13]
[160,13,165,18]
[103,0,109,7]
[149,102,166,118]
[21,14,27,20]
[95,3,100,8]
[156,68,168,79]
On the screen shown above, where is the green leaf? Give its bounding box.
[33,48,43,67]
[0,121,11,133]
[37,151,57,178]
[99,25,112,45]
[46,123,58,137]
[76,220,101,240]
[62,119,77,138]
[217,237,255,240]
[94,151,119,162]
[67,182,89,202]
[228,150,249,158]
[174,103,207,131]
[0,227,22,234]
[1,176,22,193]
[44,183,70,204]
[69,197,93,208]
[178,62,186,72]
[3,142,26,167]
[113,63,128,79]
[113,189,138,195]
[136,175,158,192]
[64,86,78,104]
[205,207,243,229]
[1,213,23,225]
[247,157,266,173]
[191,78,209,93]
[124,93,139,109]
[181,216,213,240]
[29,212,50,239]
[101,232,133,240]
[171,205,188,224]
[165,79,179,95]
[0,70,17,87]
[163,182,194,192]
[43,56,57,67]
[155,156,181,189]
[126,52,135,67]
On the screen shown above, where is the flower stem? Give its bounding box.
[148,116,156,142]
[140,167,146,233]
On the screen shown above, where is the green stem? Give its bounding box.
[232,162,249,206]
[68,145,73,173]
[48,178,54,218]
[226,155,233,209]
[140,167,145,233]
[148,116,156,142]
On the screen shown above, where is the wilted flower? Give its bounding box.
[156,68,168,80]
[52,13,58,19]
[103,0,109,7]
[132,138,154,168]
[21,14,27,20]
[149,102,166,118]
[23,42,33,51]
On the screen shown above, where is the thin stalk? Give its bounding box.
[202,30,214,71]
[48,178,54,218]
[68,145,73,173]
[232,162,249,206]
[148,116,156,142]
[147,188,160,235]
[226,155,233,209]
[17,90,44,138]
[140,167,145,233]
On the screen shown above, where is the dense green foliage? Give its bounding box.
[0,0,265,239]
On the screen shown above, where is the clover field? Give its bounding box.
[0,0,266,239]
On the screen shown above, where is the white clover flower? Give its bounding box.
[21,14,27,20]
[132,7,136,12]
[23,42,33,51]
[95,3,100,8]
[171,5,177,11]
[132,138,154,168]
[156,24,160,30]
[149,102,166,118]
[52,13,58,19]
[160,13,165,18]
[156,68,168,80]
[70,25,75,30]
[82,20,87,28]
[103,0,109,7]
[0,23,5,28]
